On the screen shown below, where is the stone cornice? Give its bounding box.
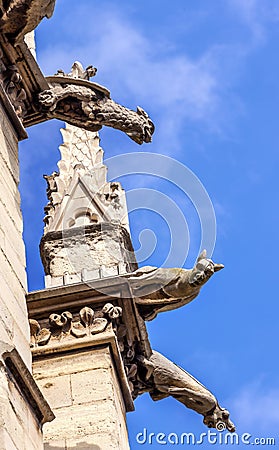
[27,278,134,318]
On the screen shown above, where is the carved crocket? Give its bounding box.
[37,62,155,145]
[125,250,224,320]
[135,351,235,433]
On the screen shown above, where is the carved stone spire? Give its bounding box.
[40,123,137,288]
[43,123,129,234]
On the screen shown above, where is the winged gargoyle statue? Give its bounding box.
[37,61,155,145]
[133,351,235,432]
[122,250,235,431]
[126,250,224,320]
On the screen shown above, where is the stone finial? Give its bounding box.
[43,123,129,234]
[55,61,97,80]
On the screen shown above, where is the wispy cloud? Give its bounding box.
[227,0,279,43]
[35,0,279,154]
[37,5,245,150]
[231,380,279,433]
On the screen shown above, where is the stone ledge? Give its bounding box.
[2,347,55,425]
[27,277,133,317]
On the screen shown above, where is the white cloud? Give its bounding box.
[36,5,245,151]
[227,0,279,43]
[231,381,279,433]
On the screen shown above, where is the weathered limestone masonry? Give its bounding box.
[0,34,53,450]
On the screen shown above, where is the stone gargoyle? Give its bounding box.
[135,350,235,432]
[37,62,155,145]
[126,250,224,320]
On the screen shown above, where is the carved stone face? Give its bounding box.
[126,107,155,144]
[189,258,215,286]
[203,407,235,432]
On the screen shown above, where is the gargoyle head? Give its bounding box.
[203,405,235,432]
[189,250,224,287]
[126,106,155,144]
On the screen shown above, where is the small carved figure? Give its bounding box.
[136,350,235,432]
[54,62,97,80]
[69,61,97,80]
[126,250,224,320]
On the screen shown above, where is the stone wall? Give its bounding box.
[0,101,47,449]
[34,347,130,450]
[0,102,30,368]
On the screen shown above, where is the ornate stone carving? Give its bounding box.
[126,250,224,320]
[55,61,97,80]
[132,351,235,432]
[42,123,130,234]
[102,303,122,320]
[0,48,27,119]
[29,318,51,347]
[29,303,121,347]
[0,0,56,44]
[2,64,27,118]
[37,62,154,144]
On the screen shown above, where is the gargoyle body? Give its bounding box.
[136,350,235,433]
[37,70,154,145]
[126,250,224,320]
[0,0,56,43]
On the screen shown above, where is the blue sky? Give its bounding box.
[19,0,279,448]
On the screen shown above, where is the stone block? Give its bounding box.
[33,346,130,449]
[71,368,115,405]
[0,429,18,450]
[0,301,14,342]
[0,198,22,236]
[33,348,112,380]
[0,117,19,182]
[0,174,21,212]
[40,223,137,278]
[12,322,31,369]
[0,270,28,337]
[42,400,120,442]
[26,406,44,450]
[0,236,27,287]
[0,250,27,314]
[39,375,72,410]
[0,397,24,449]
